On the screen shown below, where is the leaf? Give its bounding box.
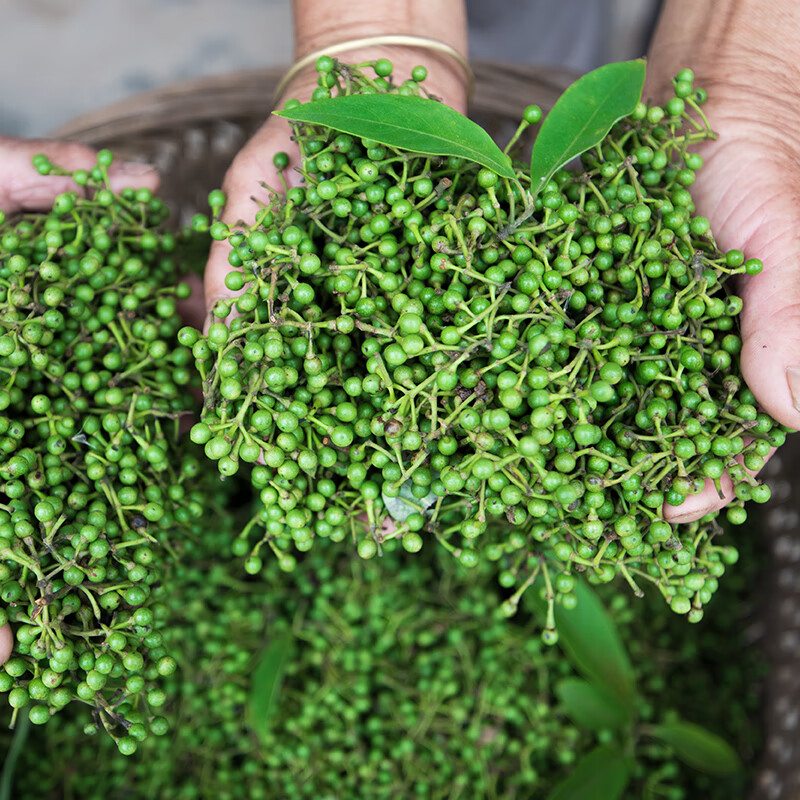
[0,713,30,800]
[530,59,646,195]
[554,579,637,709]
[547,745,632,800]
[249,631,294,747]
[382,479,437,523]
[275,94,515,179]
[649,720,741,776]
[555,677,634,733]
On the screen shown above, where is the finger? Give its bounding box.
[0,136,158,215]
[663,445,775,524]
[663,472,735,524]
[0,623,12,665]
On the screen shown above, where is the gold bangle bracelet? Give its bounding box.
[273,34,473,104]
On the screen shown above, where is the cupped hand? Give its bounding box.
[646,71,800,523]
[0,135,158,214]
[200,52,468,544]
[0,135,159,665]
[203,55,468,323]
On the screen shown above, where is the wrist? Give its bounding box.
[285,0,468,110]
[293,0,467,59]
[275,41,468,112]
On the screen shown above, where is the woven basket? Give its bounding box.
[49,61,800,800]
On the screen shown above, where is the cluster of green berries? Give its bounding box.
[0,56,776,771]
[0,154,227,749]
[191,59,788,629]
[53,547,590,798]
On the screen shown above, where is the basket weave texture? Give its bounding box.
[50,60,800,800]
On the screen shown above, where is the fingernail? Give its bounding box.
[116,161,156,176]
[669,511,707,525]
[787,366,800,411]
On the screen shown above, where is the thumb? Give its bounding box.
[665,171,800,524]
[0,135,159,215]
[0,623,11,665]
[738,230,800,432]
[203,118,301,334]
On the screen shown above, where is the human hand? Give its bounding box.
[199,0,469,546]
[647,1,800,523]
[203,52,468,321]
[203,0,468,319]
[200,44,467,542]
[0,135,159,665]
[0,135,158,215]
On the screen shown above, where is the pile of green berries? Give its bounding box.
[0,155,225,747]
[8,538,587,798]
[5,514,766,799]
[191,58,789,627]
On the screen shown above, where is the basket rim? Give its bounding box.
[48,60,582,143]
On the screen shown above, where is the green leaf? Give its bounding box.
[555,677,634,733]
[249,631,294,747]
[547,745,632,800]
[274,94,515,179]
[554,579,637,709]
[0,714,30,800]
[649,720,741,776]
[382,479,437,523]
[530,59,646,195]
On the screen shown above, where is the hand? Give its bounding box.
[0,136,158,215]
[203,49,468,322]
[202,0,468,320]
[200,48,467,544]
[647,1,800,523]
[0,135,159,665]
[201,82,313,325]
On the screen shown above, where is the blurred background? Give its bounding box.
[0,0,660,139]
